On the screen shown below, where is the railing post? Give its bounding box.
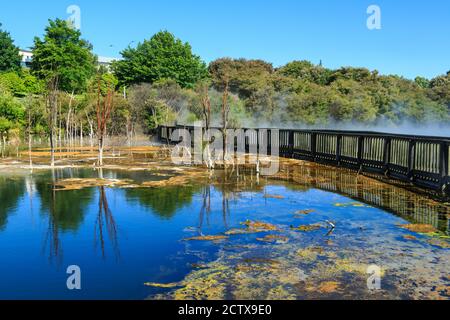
[407,139,416,181]
[357,136,364,169]
[311,132,317,160]
[383,137,391,175]
[440,141,449,192]
[288,130,294,158]
[336,134,342,165]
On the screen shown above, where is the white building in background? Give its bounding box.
[18,49,119,69]
[98,56,118,69]
[19,49,33,68]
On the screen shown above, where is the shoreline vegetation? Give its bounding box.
[0,20,449,171]
[1,144,448,204]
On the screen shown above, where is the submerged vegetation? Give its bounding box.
[0,146,449,299]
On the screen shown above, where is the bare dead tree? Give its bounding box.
[221,77,230,162]
[198,82,213,168]
[46,75,60,167]
[96,79,114,166]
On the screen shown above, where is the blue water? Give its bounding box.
[0,168,448,300]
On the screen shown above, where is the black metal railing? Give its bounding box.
[158,125,450,194]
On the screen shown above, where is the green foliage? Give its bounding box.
[129,79,193,130]
[206,58,449,126]
[0,117,13,134]
[31,19,96,93]
[209,58,274,97]
[415,76,430,89]
[113,31,208,88]
[0,70,44,97]
[429,71,450,109]
[0,24,21,73]
[0,72,26,96]
[0,94,24,124]
[277,60,332,85]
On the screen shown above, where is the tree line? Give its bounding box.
[0,19,449,165]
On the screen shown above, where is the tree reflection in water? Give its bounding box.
[94,185,120,259]
[39,168,120,261]
[0,175,26,230]
[197,186,211,236]
[43,169,62,263]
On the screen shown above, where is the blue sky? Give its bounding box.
[1,0,449,79]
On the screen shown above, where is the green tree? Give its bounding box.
[414,76,430,89]
[31,19,96,93]
[113,31,208,88]
[429,71,450,110]
[277,60,332,85]
[0,24,21,72]
[0,94,24,124]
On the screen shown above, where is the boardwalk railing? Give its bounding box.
[158,125,450,194]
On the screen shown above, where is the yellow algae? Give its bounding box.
[54,178,136,190]
[144,282,183,288]
[241,220,278,232]
[315,281,340,293]
[266,286,297,300]
[291,224,322,232]
[183,235,228,242]
[263,194,284,199]
[399,224,437,234]
[334,202,368,208]
[294,209,316,215]
[427,238,450,249]
[297,247,324,263]
[313,258,379,278]
[256,235,289,244]
[224,228,264,235]
[171,264,231,300]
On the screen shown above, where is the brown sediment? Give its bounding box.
[291,224,322,232]
[427,238,450,249]
[183,235,228,242]
[263,194,284,199]
[144,282,183,288]
[294,209,315,215]
[225,228,262,235]
[334,202,368,208]
[311,281,340,294]
[297,247,324,263]
[399,224,437,234]
[403,235,418,241]
[241,220,279,231]
[256,235,289,243]
[54,178,137,190]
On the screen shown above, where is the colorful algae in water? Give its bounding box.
[0,166,449,300]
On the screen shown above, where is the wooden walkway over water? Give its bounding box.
[159,125,450,195]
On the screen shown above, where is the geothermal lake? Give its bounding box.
[0,162,449,300]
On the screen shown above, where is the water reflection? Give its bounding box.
[124,185,199,219]
[274,163,450,234]
[0,176,26,230]
[95,186,119,259]
[0,163,449,299]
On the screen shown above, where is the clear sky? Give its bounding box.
[1,0,449,79]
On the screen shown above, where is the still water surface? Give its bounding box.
[0,166,449,300]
